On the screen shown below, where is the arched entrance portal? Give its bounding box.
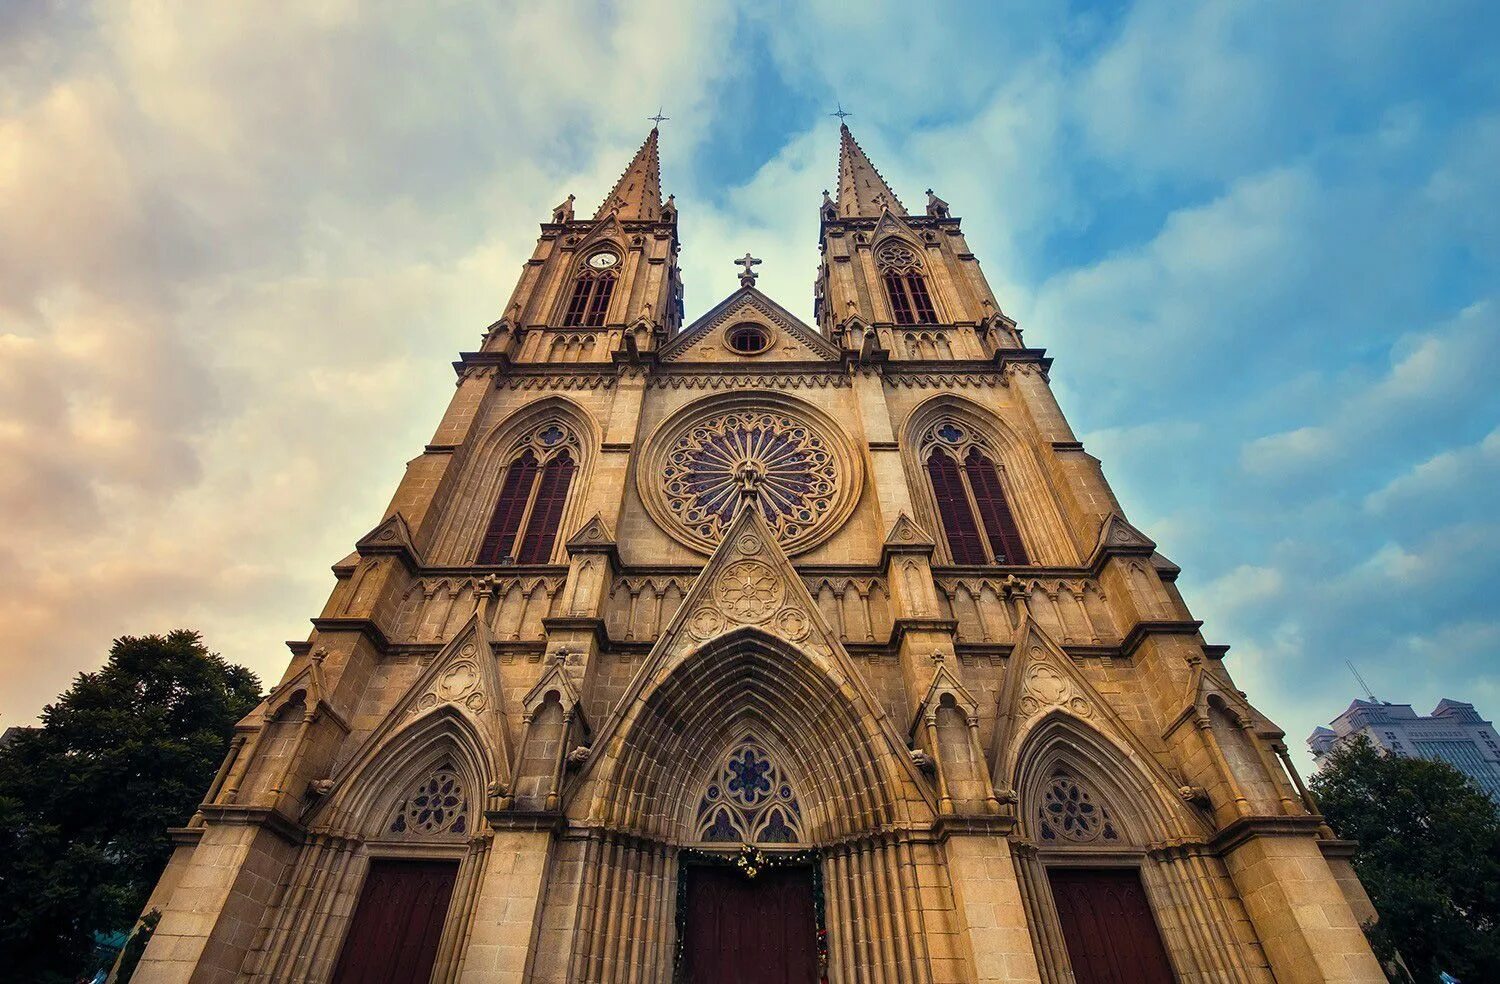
[554,628,946,984]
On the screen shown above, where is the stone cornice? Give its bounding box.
[1209,815,1325,854]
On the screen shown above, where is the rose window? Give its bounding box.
[650,401,859,555]
[389,766,469,837]
[1037,769,1118,844]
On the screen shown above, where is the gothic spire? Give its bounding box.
[593,126,663,221]
[835,123,906,218]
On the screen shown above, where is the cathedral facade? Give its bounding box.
[134,125,1386,984]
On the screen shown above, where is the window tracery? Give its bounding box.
[659,409,839,550]
[477,422,580,565]
[694,736,804,845]
[563,254,618,327]
[875,240,937,325]
[920,421,1028,565]
[388,764,469,837]
[1037,768,1119,844]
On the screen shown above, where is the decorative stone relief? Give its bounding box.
[1018,656,1093,719]
[714,560,784,624]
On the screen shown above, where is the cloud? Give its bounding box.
[0,0,1496,794]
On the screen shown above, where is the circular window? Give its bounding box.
[725,322,771,355]
[640,394,863,556]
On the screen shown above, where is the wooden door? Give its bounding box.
[331,859,459,984]
[683,864,818,984]
[1048,867,1175,984]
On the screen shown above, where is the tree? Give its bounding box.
[1311,734,1500,982]
[0,631,261,983]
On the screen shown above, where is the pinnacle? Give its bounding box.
[592,126,664,221]
[835,123,906,219]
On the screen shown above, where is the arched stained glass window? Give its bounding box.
[964,447,1028,564]
[388,764,469,837]
[563,266,617,328]
[927,448,986,564]
[517,451,575,563]
[477,424,579,565]
[1037,768,1119,844]
[694,736,804,845]
[876,241,938,326]
[922,421,1029,565]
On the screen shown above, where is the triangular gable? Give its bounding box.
[911,651,981,736]
[333,610,513,790]
[566,500,934,809]
[659,286,841,363]
[356,512,423,569]
[884,512,935,550]
[989,617,1186,800]
[1089,512,1156,563]
[566,512,616,552]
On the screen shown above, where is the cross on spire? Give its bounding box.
[648,107,670,127]
[830,101,853,123]
[734,252,763,287]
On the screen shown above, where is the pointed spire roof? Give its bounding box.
[593,126,663,221]
[835,123,906,218]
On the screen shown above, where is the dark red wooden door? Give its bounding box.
[1048,868,1174,984]
[331,859,459,984]
[683,864,818,984]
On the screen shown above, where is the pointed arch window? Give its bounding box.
[924,422,1029,565]
[693,736,804,845]
[388,763,469,837]
[876,240,937,326]
[563,253,619,327]
[477,424,579,565]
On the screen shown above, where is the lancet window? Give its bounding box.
[922,421,1028,565]
[562,259,618,327]
[1036,768,1120,844]
[694,736,804,845]
[388,763,469,837]
[876,240,938,325]
[477,423,579,564]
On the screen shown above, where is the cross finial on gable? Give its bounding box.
[734,252,763,287]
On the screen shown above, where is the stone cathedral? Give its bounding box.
[134,124,1386,984]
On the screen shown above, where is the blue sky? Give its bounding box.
[0,1,1496,766]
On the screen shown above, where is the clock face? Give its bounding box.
[587,251,618,270]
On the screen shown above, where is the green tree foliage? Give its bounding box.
[1311,734,1500,982]
[0,631,261,983]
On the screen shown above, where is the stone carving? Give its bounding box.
[715,560,783,624]
[688,606,726,640]
[775,607,811,641]
[1018,661,1093,719]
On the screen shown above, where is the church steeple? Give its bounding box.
[593,126,663,221]
[835,123,906,218]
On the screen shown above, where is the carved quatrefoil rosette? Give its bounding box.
[640,396,863,556]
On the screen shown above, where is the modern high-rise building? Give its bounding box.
[132,124,1384,983]
[1310,698,1500,801]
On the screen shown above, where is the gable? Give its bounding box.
[661,287,840,363]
